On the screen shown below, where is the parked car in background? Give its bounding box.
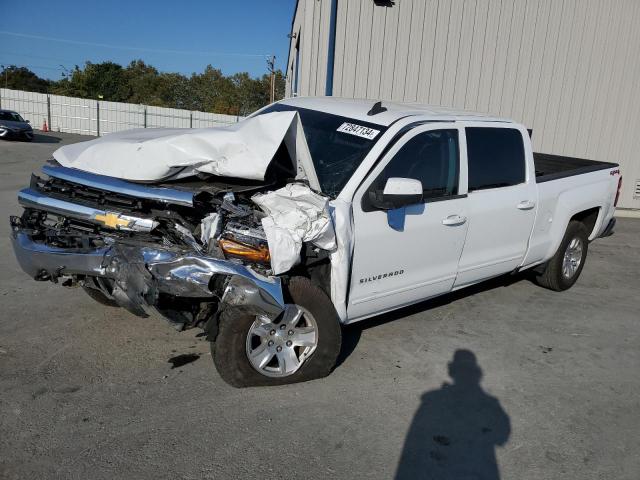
[0,110,34,141]
[9,97,622,387]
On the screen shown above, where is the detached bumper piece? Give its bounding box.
[10,220,284,319]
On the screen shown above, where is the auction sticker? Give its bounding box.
[337,122,380,140]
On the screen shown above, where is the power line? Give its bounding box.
[0,31,270,58]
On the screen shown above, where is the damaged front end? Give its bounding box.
[10,164,290,331]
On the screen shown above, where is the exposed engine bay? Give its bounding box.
[10,158,334,332]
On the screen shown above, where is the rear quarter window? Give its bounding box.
[466,127,525,191]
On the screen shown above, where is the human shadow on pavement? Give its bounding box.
[395,349,511,480]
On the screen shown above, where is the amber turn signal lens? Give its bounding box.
[218,238,271,263]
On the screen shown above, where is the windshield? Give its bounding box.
[258,104,387,196]
[0,111,25,122]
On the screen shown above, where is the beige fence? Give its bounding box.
[0,88,243,136]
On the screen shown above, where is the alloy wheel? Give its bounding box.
[245,304,318,377]
[562,237,583,279]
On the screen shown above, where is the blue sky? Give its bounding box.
[0,0,295,80]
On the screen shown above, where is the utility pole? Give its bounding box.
[266,55,276,104]
[59,65,70,81]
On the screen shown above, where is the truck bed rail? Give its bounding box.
[534,153,618,183]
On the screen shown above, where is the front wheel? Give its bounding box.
[212,276,342,387]
[534,220,589,291]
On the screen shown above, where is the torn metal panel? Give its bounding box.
[10,224,285,319]
[200,213,221,247]
[252,183,336,275]
[222,275,285,317]
[52,111,320,191]
[327,199,353,322]
[109,246,285,309]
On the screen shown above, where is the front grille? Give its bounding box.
[33,174,145,213]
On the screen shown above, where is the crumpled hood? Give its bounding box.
[52,111,320,190]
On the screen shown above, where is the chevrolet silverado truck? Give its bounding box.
[9,97,622,387]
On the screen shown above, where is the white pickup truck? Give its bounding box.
[10,97,622,387]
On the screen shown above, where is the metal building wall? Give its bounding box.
[287,0,332,97]
[286,0,640,209]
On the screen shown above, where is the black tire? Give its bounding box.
[212,276,342,387]
[534,220,589,291]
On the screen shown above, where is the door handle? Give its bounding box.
[517,200,536,210]
[442,214,467,226]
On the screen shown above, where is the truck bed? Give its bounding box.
[534,152,618,183]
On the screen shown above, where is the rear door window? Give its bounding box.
[466,127,526,191]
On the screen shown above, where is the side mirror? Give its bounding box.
[369,177,423,210]
[26,120,30,124]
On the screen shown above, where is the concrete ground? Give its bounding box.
[1,132,639,479]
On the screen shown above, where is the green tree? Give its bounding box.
[123,60,161,105]
[0,66,51,92]
[52,61,129,101]
[156,72,192,109]
[188,65,236,114]
[8,60,286,115]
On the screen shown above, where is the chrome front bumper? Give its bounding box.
[10,224,285,318]
[11,230,109,279]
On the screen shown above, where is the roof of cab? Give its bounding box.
[277,96,513,126]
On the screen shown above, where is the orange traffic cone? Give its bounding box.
[42,119,49,132]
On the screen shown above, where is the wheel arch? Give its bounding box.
[542,180,609,262]
[570,207,601,240]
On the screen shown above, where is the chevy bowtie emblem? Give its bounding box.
[94,212,133,229]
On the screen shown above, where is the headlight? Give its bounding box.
[219,238,271,264]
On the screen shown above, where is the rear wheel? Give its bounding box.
[212,276,342,387]
[534,220,589,291]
